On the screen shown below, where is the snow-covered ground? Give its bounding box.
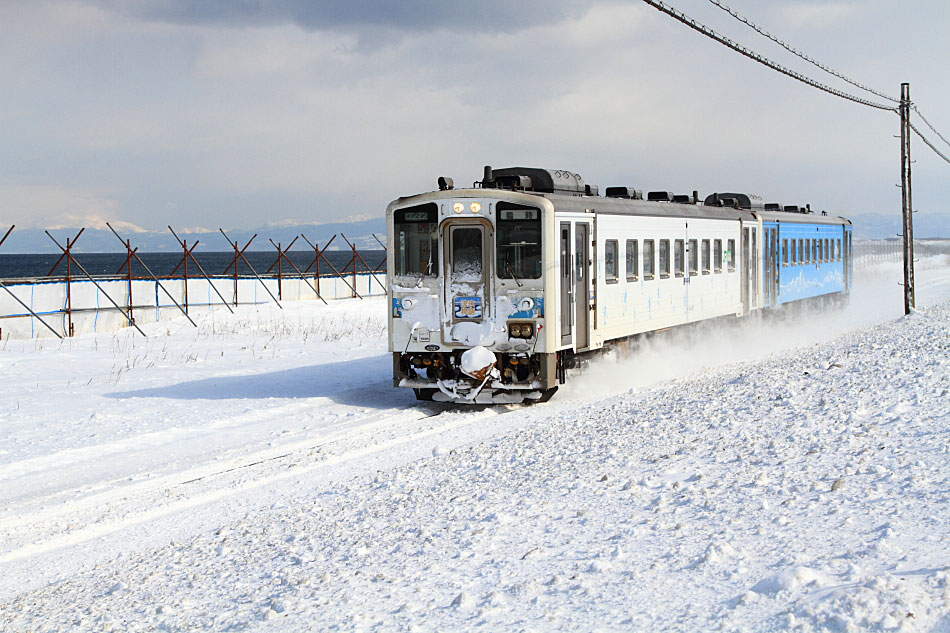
[1,258,949,632]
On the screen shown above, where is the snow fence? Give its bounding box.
[0,273,385,339]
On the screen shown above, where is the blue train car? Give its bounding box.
[759,210,852,307]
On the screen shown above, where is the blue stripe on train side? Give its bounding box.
[775,222,847,304]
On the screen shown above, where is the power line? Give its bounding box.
[639,0,896,112]
[909,120,950,166]
[705,0,899,104]
[911,105,950,150]
[643,0,950,166]
[705,0,950,153]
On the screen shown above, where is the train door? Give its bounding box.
[843,227,852,292]
[574,223,590,350]
[765,227,777,307]
[750,227,759,309]
[741,226,750,314]
[444,223,489,341]
[683,223,692,319]
[560,222,572,345]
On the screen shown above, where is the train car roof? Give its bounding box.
[541,192,759,222]
[755,210,852,226]
[387,189,852,226]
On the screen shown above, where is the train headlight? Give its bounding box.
[453,202,464,214]
[469,202,481,214]
[508,322,535,339]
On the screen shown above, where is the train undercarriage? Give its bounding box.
[394,350,559,404]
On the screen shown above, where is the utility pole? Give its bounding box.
[899,82,915,315]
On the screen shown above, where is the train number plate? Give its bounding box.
[453,296,482,319]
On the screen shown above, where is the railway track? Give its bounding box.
[0,400,529,570]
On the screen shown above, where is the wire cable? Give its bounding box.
[909,121,950,166]
[639,0,897,112]
[706,0,899,104]
[706,0,950,152]
[911,106,950,150]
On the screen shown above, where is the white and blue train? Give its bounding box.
[386,166,853,403]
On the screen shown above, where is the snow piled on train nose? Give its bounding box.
[449,321,495,346]
[460,345,497,381]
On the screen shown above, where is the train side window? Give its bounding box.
[727,239,736,272]
[688,239,698,276]
[713,239,722,273]
[701,239,710,274]
[659,239,671,278]
[605,240,619,283]
[561,228,570,278]
[674,240,685,277]
[791,239,798,264]
[837,239,842,261]
[812,239,817,263]
[817,239,823,262]
[625,240,638,281]
[782,239,788,266]
[798,239,803,264]
[643,240,655,280]
[825,239,830,262]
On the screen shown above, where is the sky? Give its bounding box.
[0,0,948,231]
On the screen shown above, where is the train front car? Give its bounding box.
[387,182,558,404]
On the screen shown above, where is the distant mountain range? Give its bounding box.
[0,218,387,254]
[845,212,950,240]
[0,213,946,254]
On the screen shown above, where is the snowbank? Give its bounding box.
[1,272,949,632]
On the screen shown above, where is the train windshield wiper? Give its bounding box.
[504,257,523,288]
[416,251,433,287]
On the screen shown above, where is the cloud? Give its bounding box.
[777,3,862,30]
[0,184,123,229]
[1,0,947,233]
[91,0,596,34]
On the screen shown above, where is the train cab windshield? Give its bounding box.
[496,202,541,280]
[394,203,438,276]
